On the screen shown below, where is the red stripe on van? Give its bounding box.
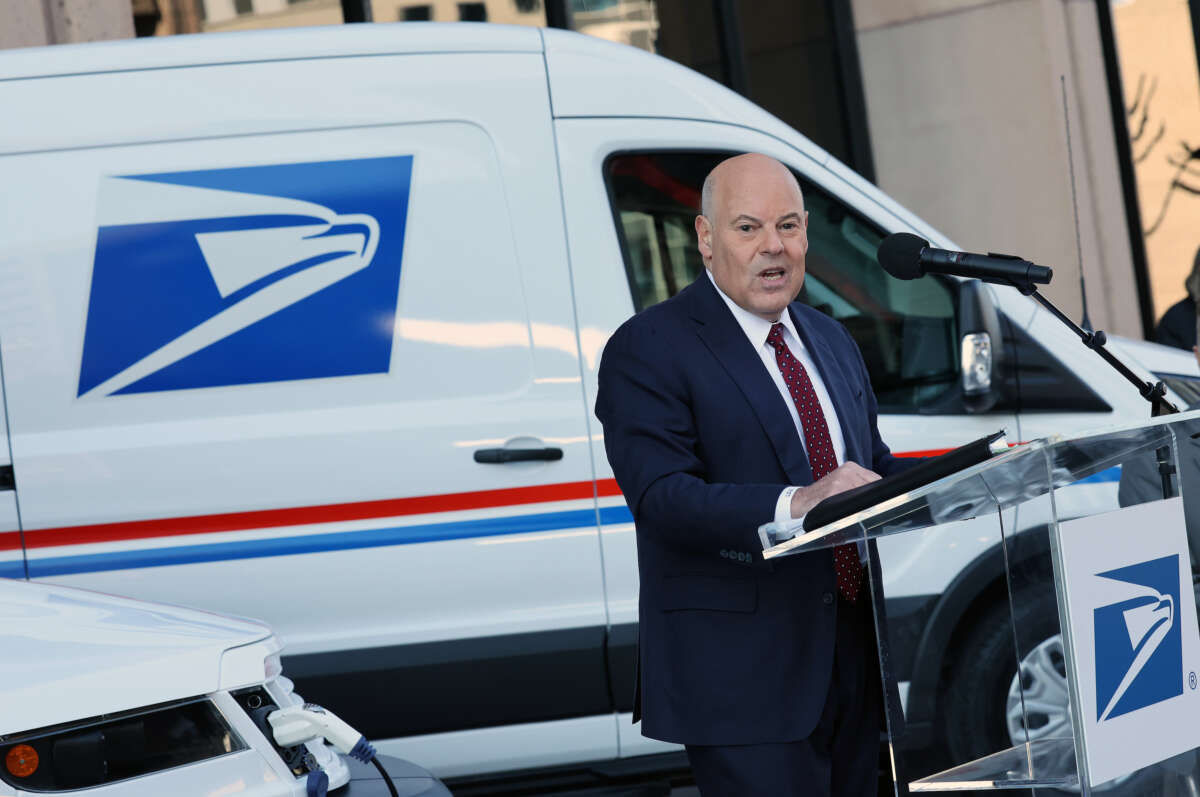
[895,447,952,458]
[897,439,1026,459]
[21,478,624,550]
[13,445,1018,552]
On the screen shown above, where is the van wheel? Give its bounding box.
[942,592,1038,765]
[941,590,1165,795]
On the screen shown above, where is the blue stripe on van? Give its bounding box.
[26,505,636,577]
[1074,465,1121,485]
[0,559,27,579]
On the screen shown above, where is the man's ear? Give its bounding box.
[695,214,713,261]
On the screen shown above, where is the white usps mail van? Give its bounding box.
[0,22,1195,786]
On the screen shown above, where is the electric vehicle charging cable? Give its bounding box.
[267,704,400,797]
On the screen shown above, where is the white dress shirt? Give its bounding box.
[706,270,846,525]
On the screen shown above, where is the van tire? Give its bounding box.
[942,593,1030,764]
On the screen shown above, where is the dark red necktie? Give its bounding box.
[766,323,861,602]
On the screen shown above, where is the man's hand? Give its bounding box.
[789,462,881,517]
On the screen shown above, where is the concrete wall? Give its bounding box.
[852,0,1142,338]
[2,0,134,49]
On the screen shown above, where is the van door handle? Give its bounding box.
[473,447,564,464]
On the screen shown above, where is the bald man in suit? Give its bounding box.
[596,153,910,796]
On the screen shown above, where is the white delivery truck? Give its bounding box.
[0,22,1195,790]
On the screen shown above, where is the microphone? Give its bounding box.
[877,232,1053,287]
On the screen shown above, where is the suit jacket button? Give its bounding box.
[822,592,834,605]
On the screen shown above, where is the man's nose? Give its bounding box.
[760,227,784,255]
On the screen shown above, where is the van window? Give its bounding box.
[604,152,958,413]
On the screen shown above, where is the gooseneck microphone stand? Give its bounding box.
[1002,273,1180,499]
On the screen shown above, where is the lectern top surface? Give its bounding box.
[761,408,1200,559]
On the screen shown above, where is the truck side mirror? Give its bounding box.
[957,279,1003,413]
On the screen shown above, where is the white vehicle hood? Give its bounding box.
[0,579,273,736]
[1107,335,1200,378]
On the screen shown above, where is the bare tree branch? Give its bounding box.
[1128,73,1146,117]
[1135,123,1166,163]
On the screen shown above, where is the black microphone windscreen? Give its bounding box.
[877,232,928,280]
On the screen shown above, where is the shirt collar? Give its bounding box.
[705,269,804,353]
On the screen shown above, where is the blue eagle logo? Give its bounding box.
[78,156,413,396]
[1094,554,1183,721]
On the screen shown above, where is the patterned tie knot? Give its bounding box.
[767,322,786,350]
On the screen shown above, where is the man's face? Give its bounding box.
[696,155,809,322]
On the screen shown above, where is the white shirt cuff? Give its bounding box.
[758,486,805,549]
[776,486,801,525]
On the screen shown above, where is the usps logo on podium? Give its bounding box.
[1059,497,1200,788]
[78,156,413,397]
[1094,555,1182,722]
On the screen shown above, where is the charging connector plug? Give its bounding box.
[266,704,397,797]
[267,704,374,760]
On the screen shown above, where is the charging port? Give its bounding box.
[232,687,313,776]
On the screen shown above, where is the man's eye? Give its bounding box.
[738,224,754,232]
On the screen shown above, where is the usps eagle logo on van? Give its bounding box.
[77,156,413,396]
[1093,554,1183,721]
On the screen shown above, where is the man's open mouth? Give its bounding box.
[759,268,786,283]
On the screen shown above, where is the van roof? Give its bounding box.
[0,22,544,82]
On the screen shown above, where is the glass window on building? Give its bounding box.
[132,0,347,36]
[564,1,724,85]
[136,0,546,36]
[458,2,487,21]
[375,0,544,25]
[1110,0,1200,347]
[736,1,851,166]
[567,0,661,58]
[197,0,344,33]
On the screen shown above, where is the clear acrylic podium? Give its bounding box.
[761,410,1200,795]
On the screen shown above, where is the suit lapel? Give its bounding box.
[688,277,813,485]
[788,305,865,466]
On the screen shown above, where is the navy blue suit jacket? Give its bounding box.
[595,274,908,746]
